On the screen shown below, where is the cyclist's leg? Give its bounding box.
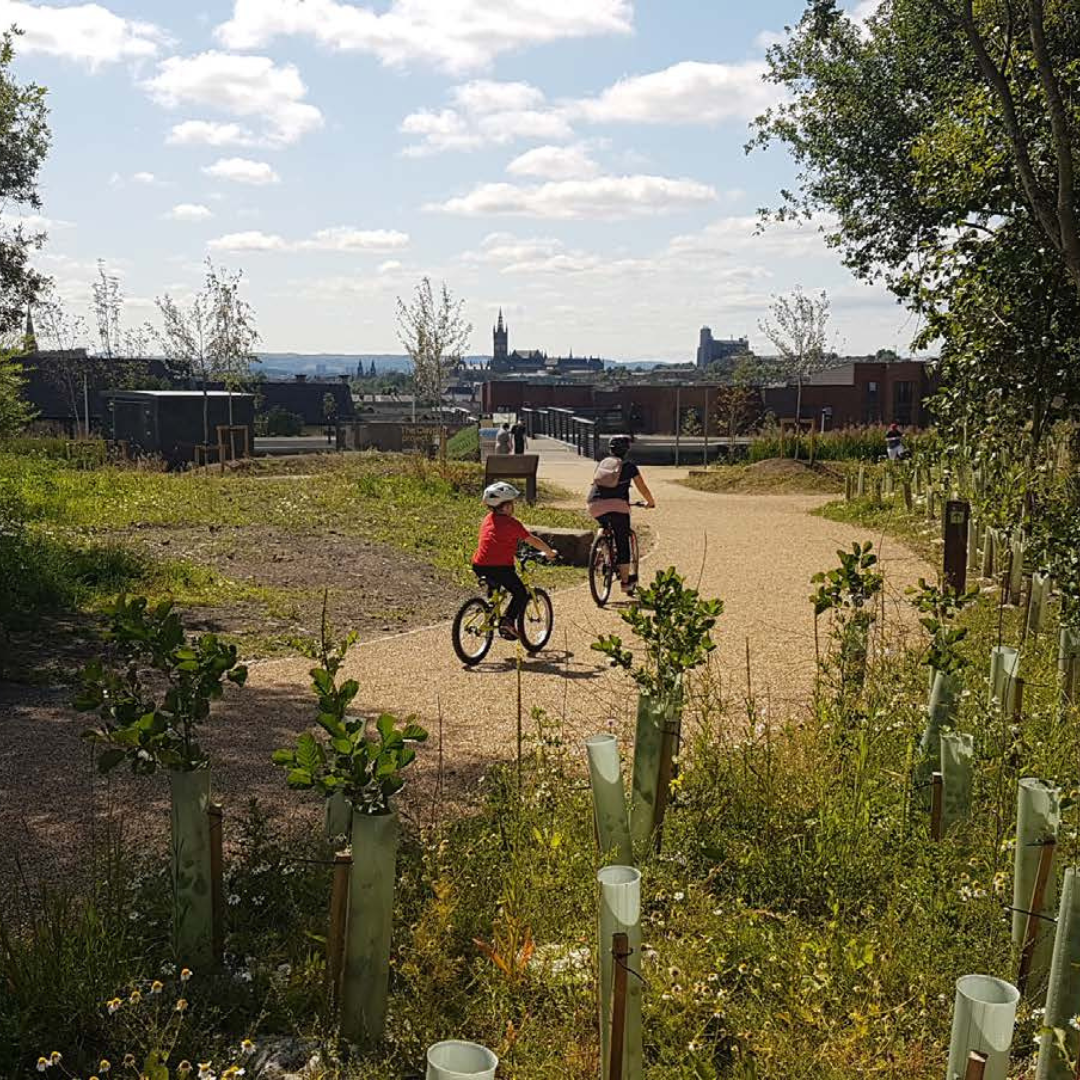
[479,565,527,632]
[607,513,633,587]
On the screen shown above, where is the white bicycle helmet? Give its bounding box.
[482,481,521,508]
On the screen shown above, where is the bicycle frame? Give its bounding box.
[475,552,544,626]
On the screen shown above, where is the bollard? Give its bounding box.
[943,500,970,593]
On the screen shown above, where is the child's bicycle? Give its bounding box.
[451,549,555,666]
[588,502,647,607]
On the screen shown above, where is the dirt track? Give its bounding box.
[0,439,931,883]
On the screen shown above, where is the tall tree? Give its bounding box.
[35,288,93,436]
[91,260,121,360]
[0,348,34,435]
[759,287,832,455]
[155,260,259,446]
[0,32,49,336]
[395,277,472,411]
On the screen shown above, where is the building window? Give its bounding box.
[895,380,914,425]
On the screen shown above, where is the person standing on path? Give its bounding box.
[587,434,655,595]
[885,422,904,461]
[511,418,527,454]
[495,422,512,454]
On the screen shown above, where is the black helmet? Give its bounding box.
[608,434,631,457]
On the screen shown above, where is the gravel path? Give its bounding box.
[0,439,931,882]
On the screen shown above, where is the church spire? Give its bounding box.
[24,303,37,352]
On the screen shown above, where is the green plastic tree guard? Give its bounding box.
[325,790,350,838]
[989,646,1020,712]
[169,768,215,968]
[981,528,996,579]
[939,732,974,832]
[586,734,633,866]
[1008,537,1024,606]
[597,866,642,1080]
[967,516,981,573]
[914,671,961,800]
[629,692,680,850]
[1035,868,1080,1080]
[340,809,398,1045]
[856,463,866,498]
[426,1040,498,1079]
[1027,573,1050,638]
[1059,627,1080,709]
[1012,779,1061,999]
[946,975,1020,1080]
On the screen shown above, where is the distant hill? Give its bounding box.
[258,353,491,377]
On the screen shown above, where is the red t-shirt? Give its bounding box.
[472,512,529,567]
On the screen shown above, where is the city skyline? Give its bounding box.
[0,0,917,361]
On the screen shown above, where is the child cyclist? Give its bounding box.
[473,482,557,640]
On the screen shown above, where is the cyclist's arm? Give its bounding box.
[632,473,656,508]
[522,533,558,559]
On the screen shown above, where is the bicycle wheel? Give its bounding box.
[452,597,494,665]
[627,530,640,592]
[588,534,613,606]
[518,587,553,653]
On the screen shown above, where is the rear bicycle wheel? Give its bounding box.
[588,533,613,606]
[452,597,493,665]
[518,587,553,652]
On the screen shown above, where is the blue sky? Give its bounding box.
[0,0,914,361]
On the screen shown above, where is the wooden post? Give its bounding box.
[964,1050,988,1080]
[930,772,944,840]
[608,932,630,1080]
[327,850,351,1008]
[674,386,681,467]
[943,500,970,594]
[207,802,224,964]
[1017,839,1057,995]
[652,716,681,852]
[1011,677,1025,722]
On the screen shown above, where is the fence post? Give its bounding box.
[964,1050,988,1080]
[931,772,944,841]
[944,500,970,593]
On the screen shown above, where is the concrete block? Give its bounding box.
[523,525,593,567]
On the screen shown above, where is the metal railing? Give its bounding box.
[519,406,603,459]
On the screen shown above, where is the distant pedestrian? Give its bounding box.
[885,422,904,461]
[495,422,512,454]
[511,419,527,454]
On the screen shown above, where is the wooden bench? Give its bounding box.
[484,453,539,504]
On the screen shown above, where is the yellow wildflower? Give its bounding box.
[180,967,192,982]
[175,997,189,1012]
[177,1065,192,1076]
[100,1061,111,1074]
[36,1058,48,1072]
[128,990,142,1005]
[239,1040,255,1055]
[107,997,122,1014]
[123,1054,136,1068]
[49,1053,62,1066]
[150,981,164,995]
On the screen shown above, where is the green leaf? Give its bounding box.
[296,731,324,772]
[97,748,127,773]
[287,768,313,788]
[271,749,296,766]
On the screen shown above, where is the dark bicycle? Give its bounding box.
[588,501,647,607]
[451,549,555,666]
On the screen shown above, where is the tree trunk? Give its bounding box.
[202,383,209,447]
[794,379,804,461]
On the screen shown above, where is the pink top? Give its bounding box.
[589,498,631,517]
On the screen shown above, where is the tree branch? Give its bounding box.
[1027,0,1080,290]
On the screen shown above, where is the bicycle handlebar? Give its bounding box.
[631,500,653,508]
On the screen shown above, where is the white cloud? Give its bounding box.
[166,120,259,147]
[851,0,884,25]
[143,52,323,147]
[572,61,781,125]
[400,80,572,156]
[754,29,787,50]
[215,0,632,75]
[208,230,288,252]
[402,60,783,156]
[433,175,717,220]
[208,226,410,253]
[202,157,281,185]
[507,144,599,179]
[0,211,64,234]
[665,213,837,260]
[377,260,403,274]
[166,203,214,221]
[0,0,166,68]
[132,171,158,184]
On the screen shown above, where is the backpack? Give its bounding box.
[592,456,623,488]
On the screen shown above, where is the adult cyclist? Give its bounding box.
[586,434,655,596]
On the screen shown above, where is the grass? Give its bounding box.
[815,490,942,563]
[681,460,844,495]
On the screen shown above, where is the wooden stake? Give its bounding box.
[653,717,681,852]
[207,802,224,964]
[1017,839,1057,995]
[930,772,944,841]
[964,1050,987,1080]
[1010,677,1025,722]
[608,932,630,1080]
[327,850,352,1008]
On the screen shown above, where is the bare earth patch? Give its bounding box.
[681,457,844,495]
